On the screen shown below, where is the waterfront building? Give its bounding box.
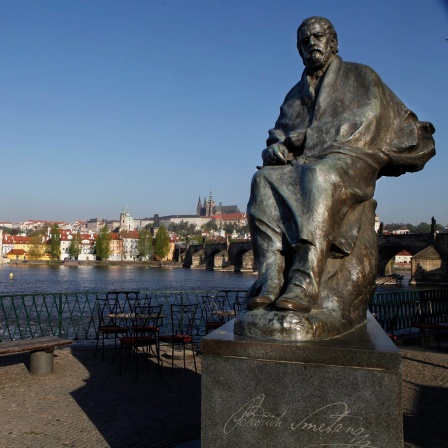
[411,245,447,283]
[120,229,139,260]
[78,233,96,261]
[394,250,412,266]
[60,231,73,260]
[1,232,13,257]
[109,232,123,261]
[7,249,28,261]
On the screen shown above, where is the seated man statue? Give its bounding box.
[238,16,435,339]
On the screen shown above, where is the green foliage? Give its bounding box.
[50,224,61,260]
[224,224,235,234]
[95,226,112,260]
[169,220,200,237]
[154,225,171,260]
[201,221,218,232]
[0,227,20,235]
[137,228,153,259]
[28,235,45,259]
[414,222,429,233]
[384,221,447,234]
[69,230,82,259]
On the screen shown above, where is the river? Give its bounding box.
[0,264,432,296]
[0,264,255,295]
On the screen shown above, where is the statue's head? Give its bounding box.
[297,17,338,70]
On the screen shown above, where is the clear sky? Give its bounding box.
[0,0,446,225]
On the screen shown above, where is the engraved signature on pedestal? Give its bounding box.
[223,394,286,434]
[224,395,377,448]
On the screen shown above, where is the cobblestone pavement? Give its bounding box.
[0,342,446,447]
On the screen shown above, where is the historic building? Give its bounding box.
[197,192,216,217]
[196,192,240,217]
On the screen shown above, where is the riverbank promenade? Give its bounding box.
[0,341,447,447]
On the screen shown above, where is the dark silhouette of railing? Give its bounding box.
[0,290,247,342]
[369,289,448,332]
[1,288,446,342]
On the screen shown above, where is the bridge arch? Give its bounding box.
[377,234,434,275]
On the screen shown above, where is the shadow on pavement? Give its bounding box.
[70,346,201,448]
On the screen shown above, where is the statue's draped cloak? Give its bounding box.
[248,55,435,256]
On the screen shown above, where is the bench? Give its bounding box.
[0,336,72,375]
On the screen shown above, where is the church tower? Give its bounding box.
[196,196,202,216]
[206,191,215,217]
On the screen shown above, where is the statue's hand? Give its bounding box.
[284,129,306,151]
[262,144,289,166]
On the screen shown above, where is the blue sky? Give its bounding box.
[0,0,446,225]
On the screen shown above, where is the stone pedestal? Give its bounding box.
[201,313,402,447]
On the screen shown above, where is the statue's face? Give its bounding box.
[298,22,335,69]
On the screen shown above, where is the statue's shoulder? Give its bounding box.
[340,60,382,82]
[283,80,303,102]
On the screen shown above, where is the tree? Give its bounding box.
[224,224,236,235]
[154,225,171,260]
[95,226,112,260]
[49,224,61,260]
[415,222,431,234]
[69,230,82,259]
[28,234,45,260]
[137,228,153,260]
[201,221,218,232]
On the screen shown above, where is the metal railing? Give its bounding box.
[369,289,448,331]
[1,288,447,342]
[0,289,247,342]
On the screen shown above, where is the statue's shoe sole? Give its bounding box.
[275,297,313,313]
[247,296,274,310]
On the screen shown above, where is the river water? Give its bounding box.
[0,264,431,296]
[0,264,255,295]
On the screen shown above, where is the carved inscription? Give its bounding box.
[224,395,377,447]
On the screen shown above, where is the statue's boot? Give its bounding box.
[275,243,324,313]
[246,250,284,310]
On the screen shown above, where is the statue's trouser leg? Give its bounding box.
[248,158,377,312]
[246,169,286,309]
[275,158,376,312]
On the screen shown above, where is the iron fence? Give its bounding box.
[369,289,448,331]
[1,288,447,342]
[0,289,247,342]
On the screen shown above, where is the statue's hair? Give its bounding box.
[297,16,339,54]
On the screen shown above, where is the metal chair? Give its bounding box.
[410,300,448,350]
[159,303,198,374]
[119,304,163,379]
[201,294,226,334]
[371,303,401,343]
[94,297,129,361]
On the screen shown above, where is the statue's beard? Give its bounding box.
[304,48,332,69]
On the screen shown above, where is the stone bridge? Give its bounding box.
[177,241,254,272]
[377,232,444,275]
[177,232,442,275]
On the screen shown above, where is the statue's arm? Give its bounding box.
[262,129,288,166]
[262,128,306,166]
[262,85,307,166]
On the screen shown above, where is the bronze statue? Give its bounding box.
[235,17,435,340]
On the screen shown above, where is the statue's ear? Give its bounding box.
[297,42,303,58]
[329,35,338,53]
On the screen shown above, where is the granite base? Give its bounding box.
[201,312,402,447]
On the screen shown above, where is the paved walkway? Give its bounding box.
[0,341,446,447]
